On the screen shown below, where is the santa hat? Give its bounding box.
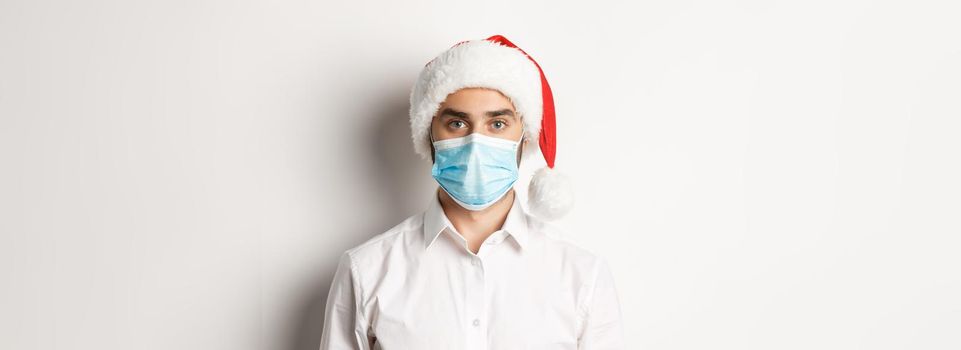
[408,34,573,220]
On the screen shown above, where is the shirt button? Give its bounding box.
[472,319,480,327]
[471,258,480,266]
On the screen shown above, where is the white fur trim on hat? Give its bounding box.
[408,39,543,160]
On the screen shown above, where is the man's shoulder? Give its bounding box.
[526,214,609,270]
[341,212,423,267]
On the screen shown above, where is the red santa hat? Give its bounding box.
[409,34,573,220]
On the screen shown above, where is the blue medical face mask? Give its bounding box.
[430,128,524,211]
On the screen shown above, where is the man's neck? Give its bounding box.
[437,187,514,254]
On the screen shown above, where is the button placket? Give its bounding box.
[465,254,487,350]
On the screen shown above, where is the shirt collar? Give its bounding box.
[423,190,530,251]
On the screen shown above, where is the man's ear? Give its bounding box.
[428,126,436,164]
[516,136,525,166]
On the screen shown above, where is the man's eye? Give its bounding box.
[492,121,506,129]
[450,120,466,128]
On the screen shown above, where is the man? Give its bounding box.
[320,35,624,350]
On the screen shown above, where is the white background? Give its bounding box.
[2,0,959,349]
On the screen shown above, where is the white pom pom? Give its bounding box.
[527,166,574,220]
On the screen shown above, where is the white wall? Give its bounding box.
[2,0,959,349]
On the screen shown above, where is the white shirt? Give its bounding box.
[319,190,625,349]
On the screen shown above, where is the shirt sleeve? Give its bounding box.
[578,257,626,350]
[319,251,373,350]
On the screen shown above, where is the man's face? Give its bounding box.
[429,87,527,164]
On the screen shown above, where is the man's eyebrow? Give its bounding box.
[439,108,468,119]
[439,108,516,120]
[485,109,516,119]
